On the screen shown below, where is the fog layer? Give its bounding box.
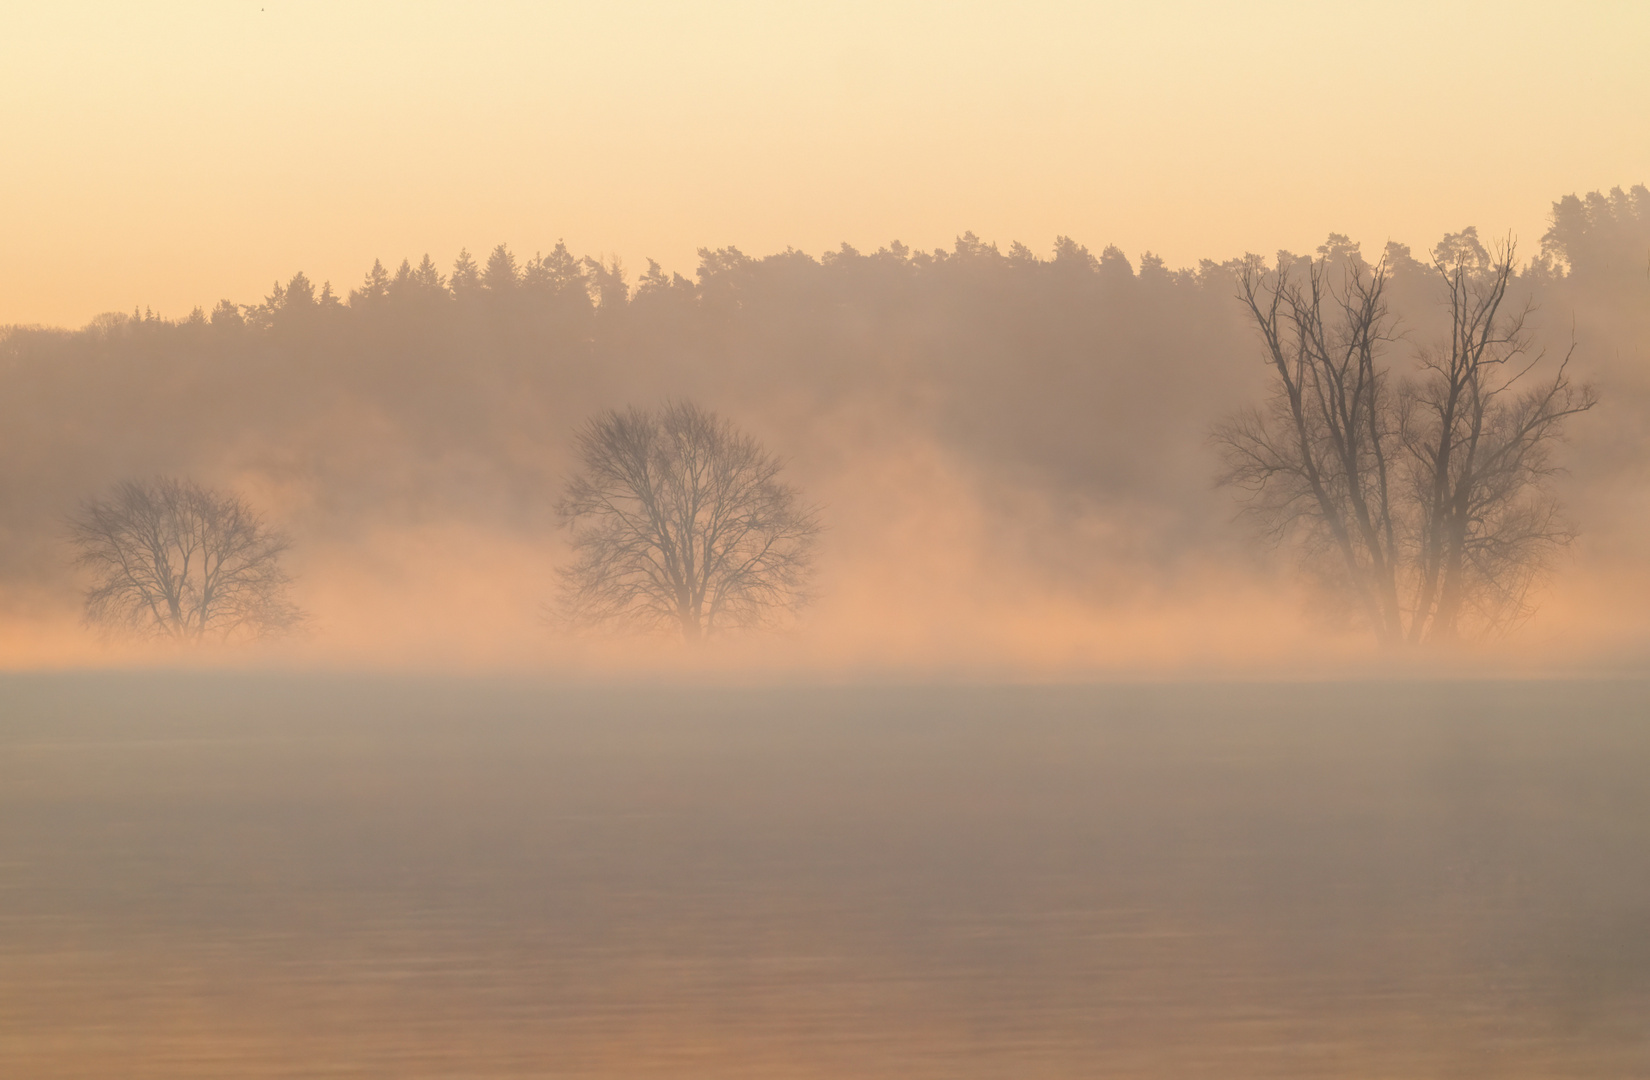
[3,187,1647,672]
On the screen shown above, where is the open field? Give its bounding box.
[2,676,1647,1078]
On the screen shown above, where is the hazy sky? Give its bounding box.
[3,0,1647,327]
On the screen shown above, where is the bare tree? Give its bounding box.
[1398,236,1597,639]
[557,400,820,641]
[69,478,305,641]
[1215,252,1405,643]
[1216,238,1595,645]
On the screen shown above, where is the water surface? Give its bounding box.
[2,676,1647,1077]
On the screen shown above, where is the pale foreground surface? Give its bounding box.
[1,676,1647,1078]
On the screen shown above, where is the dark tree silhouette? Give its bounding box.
[557,401,820,641]
[1216,236,1595,644]
[1215,250,1406,641]
[69,478,305,641]
[1399,235,1598,639]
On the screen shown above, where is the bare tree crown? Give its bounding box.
[69,478,305,642]
[557,401,820,641]
[1216,237,1596,645]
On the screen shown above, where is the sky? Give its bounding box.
[3,0,1648,328]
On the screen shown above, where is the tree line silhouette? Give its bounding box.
[2,185,1645,645]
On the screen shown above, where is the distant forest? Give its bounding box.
[1,186,1646,644]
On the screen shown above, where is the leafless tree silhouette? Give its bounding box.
[69,478,305,641]
[1216,237,1595,645]
[1215,251,1405,642]
[557,401,820,641]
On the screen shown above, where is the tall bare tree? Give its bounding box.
[557,401,820,641]
[1216,238,1595,645]
[69,478,305,641]
[1216,252,1406,642]
[1399,236,1597,639]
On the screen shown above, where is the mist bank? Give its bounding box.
[2,186,1647,672]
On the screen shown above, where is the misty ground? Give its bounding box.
[1,676,1647,1078]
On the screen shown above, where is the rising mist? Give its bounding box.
[2,189,1647,673]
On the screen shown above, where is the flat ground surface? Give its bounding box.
[1,676,1647,1078]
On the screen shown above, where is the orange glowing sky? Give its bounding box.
[3,1,1647,328]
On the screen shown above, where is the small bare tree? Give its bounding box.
[557,400,820,641]
[1216,237,1595,645]
[69,478,305,641]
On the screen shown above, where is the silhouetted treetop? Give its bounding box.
[483,244,519,293]
[352,259,391,305]
[1543,184,1650,281]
